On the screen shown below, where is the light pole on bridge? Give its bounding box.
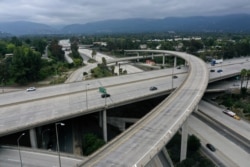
[17,133,25,167]
[55,122,65,167]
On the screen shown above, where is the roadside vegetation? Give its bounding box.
[167,133,215,167]
[82,133,105,156]
[213,68,250,121]
[1,33,250,86]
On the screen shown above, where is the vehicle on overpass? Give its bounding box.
[206,143,216,152]
[26,87,36,92]
[211,59,223,66]
[101,93,111,98]
[217,69,223,73]
[150,86,157,91]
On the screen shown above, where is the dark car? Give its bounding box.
[206,143,216,152]
[101,93,110,98]
[210,69,215,72]
[150,86,157,91]
[217,69,223,73]
[173,75,178,79]
[177,66,181,69]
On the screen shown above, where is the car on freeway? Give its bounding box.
[26,87,36,92]
[150,86,157,91]
[210,69,215,72]
[101,93,111,98]
[217,69,223,73]
[206,143,216,152]
[173,75,178,79]
[177,66,181,69]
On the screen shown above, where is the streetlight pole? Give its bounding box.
[2,78,4,93]
[86,84,89,110]
[172,66,174,90]
[55,123,65,167]
[17,133,25,167]
[42,129,50,148]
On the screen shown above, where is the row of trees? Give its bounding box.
[80,33,250,61]
[0,37,70,85]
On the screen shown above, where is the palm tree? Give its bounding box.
[240,69,247,89]
[91,50,96,60]
[245,69,250,89]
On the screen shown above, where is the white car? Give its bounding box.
[26,87,36,92]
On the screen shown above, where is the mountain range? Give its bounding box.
[0,14,250,36]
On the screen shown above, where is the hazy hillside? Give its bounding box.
[0,14,250,36]
[0,21,58,36]
[62,14,250,34]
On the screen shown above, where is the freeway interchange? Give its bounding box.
[0,50,250,166]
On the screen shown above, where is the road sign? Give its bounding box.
[99,87,106,93]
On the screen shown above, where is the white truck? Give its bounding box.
[211,59,223,66]
[222,110,241,120]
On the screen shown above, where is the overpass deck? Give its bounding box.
[0,52,250,166]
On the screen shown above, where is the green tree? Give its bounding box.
[70,42,81,59]
[32,38,47,54]
[245,69,250,89]
[82,133,105,156]
[0,40,7,57]
[92,50,97,60]
[240,69,247,90]
[102,57,107,66]
[6,43,15,53]
[10,36,22,46]
[10,46,42,85]
[187,135,201,153]
[48,39,65,61]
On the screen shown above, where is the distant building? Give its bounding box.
[5,53,13,57]
[156,44,161,50]
[93,42,107,46]
[139,44,147,49]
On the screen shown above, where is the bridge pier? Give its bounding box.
[145,147,174,167]
[29,128,38,148]
[99,111,103,128]
[174,56,177,67]
[102,108,107,142]
[180,119,188,162]
[162,147,174,167]
[162,54,165,66]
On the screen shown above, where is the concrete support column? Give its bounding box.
[29,128,38,148]
[72,120,82,155]
[174,56,177,67]
[162,147,174,167]
[162,54,165,66]
[99,111,103,128]
[151,53,154,60]
[103,109,107,142]
[137,52,139,62]
[180,119,188,162]
[195,105,198,112]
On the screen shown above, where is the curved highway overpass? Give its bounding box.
[79,50,209,166]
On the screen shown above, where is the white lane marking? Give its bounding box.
[7,159,19,162]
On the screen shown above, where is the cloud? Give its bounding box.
[0,0,249,25]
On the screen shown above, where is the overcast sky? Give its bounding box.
[0,0,250,26]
